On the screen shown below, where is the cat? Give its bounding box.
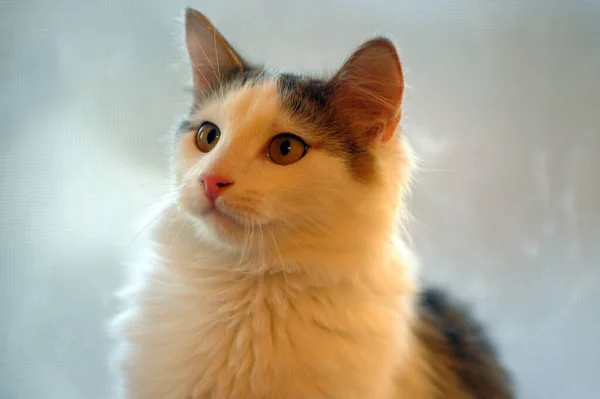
[110,7,514,399]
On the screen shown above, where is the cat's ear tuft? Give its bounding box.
[331,37,404,142]
[185,8,244,91]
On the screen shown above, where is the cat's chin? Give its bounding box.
[201,207,245,229]
[183,203,269,247]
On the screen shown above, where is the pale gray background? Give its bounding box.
[1,1,599,398]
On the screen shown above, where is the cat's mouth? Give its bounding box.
[201,204,241,225]
[201,201,271,232]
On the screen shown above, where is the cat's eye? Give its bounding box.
[267,134,309,166]
[196,122,221,153]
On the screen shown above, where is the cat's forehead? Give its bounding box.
[190,78,278,140]
[190,72,330,143]
[220,79,283,134]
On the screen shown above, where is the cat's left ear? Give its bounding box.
[330,38,404,143]
[185,8,245,92]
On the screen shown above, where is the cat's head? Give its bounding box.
[174,8,413,253]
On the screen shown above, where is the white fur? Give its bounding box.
[110,80,422,399]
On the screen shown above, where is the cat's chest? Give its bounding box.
[122,261,399,399]
[127,264,297,397]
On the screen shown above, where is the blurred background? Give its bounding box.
[1,0,599,398]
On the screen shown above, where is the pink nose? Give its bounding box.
[199,174,234,200]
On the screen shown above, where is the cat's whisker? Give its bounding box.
[127,210,164,246]
[238,213,250,266]
[212,29,220,78]
[237,214,245,265]
[293,213,334,237]
[191,32,218,79]
[134,183,178,188]
[257,223,265,271]
[169,214,189,249]
[135,191,180,215]
[416,167,456,173]
[268,228,286,274]
[248,218,256,262]
[193,67,211,89]
[272,223,301,250]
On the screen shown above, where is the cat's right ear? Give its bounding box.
[185,8,244,91]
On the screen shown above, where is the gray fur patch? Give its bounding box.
[277,73,377,182]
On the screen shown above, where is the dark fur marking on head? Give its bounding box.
[277,73,378,182]
[191,65,267,111]
[180,66,268,137]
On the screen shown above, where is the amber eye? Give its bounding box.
[196,122,221,153]
[267,133,309,166]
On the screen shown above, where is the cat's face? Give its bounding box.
[175,9,411,250]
